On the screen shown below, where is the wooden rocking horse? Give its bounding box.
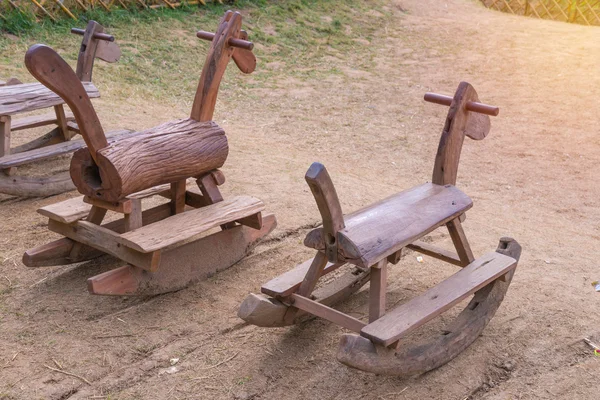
[239,82,522,376]
[0,20,131,198]
[22,11,276,296]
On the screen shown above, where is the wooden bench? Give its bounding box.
[0,20,125,198]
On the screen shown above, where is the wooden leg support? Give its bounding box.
[336,238,521,377]
[446,218,475,266]
[1,115,15,176]
[369,260,387,323]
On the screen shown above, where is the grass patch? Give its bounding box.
[0,0,392,103]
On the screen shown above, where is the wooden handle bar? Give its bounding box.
[71,28,115,42]
[196,31,254,50]
[424,93,499,116]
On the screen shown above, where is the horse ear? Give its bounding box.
[464,88,491,140]
[25,44,107,161]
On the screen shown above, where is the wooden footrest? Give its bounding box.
[360,251,517,347]
[261,258,344,298]
[119,195,265,252]
[0,129,134,169]
[11,111,75,131]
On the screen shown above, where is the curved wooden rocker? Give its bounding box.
[22,11,276,296]
[239,82,522,376]
[0,20,128,198]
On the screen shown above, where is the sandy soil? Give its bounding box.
[2,0,600,399]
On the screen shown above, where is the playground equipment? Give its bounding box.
[239,82,522,376]
[0,20,130,197]
[22,11,276,295]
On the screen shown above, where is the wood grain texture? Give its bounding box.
[119,195,264,252]
[70,119,228,202]
[87,213,277,295]
[369,260,387,323]
[0,129,132,169]
[0,171,74,198]
[431,82,490,185]
[75,20,104,82]
[446,218,475,265]
[191,10,242,122]
[25,45,106,160]
[24,203,174,267]
[296,251,329,297]
[304,183,472,268]
[48,219,161,271]
[360,251,517,346]
[290,293,366,333]
[305,162,345,262]
[10,111,74,131]
[0,81,99,116]
[261,257,345,297]
[241,266,370,327]
[337,238,521,376]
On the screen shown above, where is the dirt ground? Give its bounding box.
[2,0,600,398]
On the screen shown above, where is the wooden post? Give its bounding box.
[369,259,387,323]
[125,198,142,231]
[54,105,72,141]
[524,0,530,16]
[0,116,15,176]
[76,21,105,82]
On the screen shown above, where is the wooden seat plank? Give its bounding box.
[261,258,344,298]
[119,195,265,253]
[0,82,99,116]
[0,128,134,169]
[11,111,75,131]
[305,183,473,268]
[360,252,517,347]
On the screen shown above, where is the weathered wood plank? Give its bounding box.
[360,252,517,347]
[0,81,99,116]
[261,258,345,298]
[119,195,265,253]
[10,111,75,131]
[48,219,161,271]
[0,129,133,169]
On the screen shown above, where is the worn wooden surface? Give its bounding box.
[0,129,132,169]
[431,82,491,185]
[360,251,517,346]
[261,258,345,297]
[241,266,371,328]
[305,162,345,262]
[290,293,366,333]
[337,238,522,376]
[10,111,75,132]
[71,119,228,201]
[25,45,107,161]
[24,203,174,267]
[119,195,264,252]
[0,82,99,116]
[304,183,472,268]
[0,171,74,198]
[87,213,277,295]
[191,10,242,122]
[369,260,387,323]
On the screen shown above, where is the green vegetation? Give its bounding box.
[0,0,392,103]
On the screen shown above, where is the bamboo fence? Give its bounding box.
[480,0,600,26]
[0,0,219,22]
